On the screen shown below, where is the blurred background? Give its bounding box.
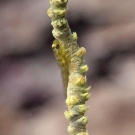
[0,0,135,135]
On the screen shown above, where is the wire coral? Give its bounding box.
[47,0,91,134]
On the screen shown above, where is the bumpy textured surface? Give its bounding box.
[48,0,90,134]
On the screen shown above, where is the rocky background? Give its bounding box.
[0,0,135,135]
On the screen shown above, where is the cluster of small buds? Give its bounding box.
[47,0,90,134]
[65,47,90,134]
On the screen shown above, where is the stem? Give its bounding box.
[47,0,91,134]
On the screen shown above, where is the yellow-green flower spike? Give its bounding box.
[47,0,91,134]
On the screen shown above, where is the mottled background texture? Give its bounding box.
[0,0,135,135]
